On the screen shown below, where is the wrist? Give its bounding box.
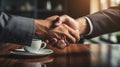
[75,17,90,35]
[34,19,49,37]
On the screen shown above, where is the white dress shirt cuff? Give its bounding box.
[84,17,93,35]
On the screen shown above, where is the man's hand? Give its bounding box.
[46,15,81,48]
[34,15,80,49]
[55,15,79,31]
[51,15,89,48]
[34,15,59,37]
[54,15,88,35]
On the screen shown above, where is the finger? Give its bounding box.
[63,24,80,43]
[45,40,49,44]
[47,38,57,46]
[45,16,60,28]
[56,40,67,49]
[68,29,80,42]
[64,32,76,43]
[54,16,66,26]
[52,38,58,43]
[50,30,76,43]
[45,15,59,21]
[55,15,78,30]
[45,38,58,45]
[51,38,58,45]
[70,31,80,42]
[52,24,79,43]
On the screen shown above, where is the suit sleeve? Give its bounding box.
[0,12,35,46]
[86,7,120,38]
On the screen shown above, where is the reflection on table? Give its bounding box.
[0,43,120,67]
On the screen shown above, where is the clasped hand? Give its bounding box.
[35,15,80,49]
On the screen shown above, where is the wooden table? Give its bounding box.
[0,43,120,67]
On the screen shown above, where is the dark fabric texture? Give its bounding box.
[0,12,35,46]
[86,7,120,38]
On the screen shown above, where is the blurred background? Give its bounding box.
[0,0,120,44]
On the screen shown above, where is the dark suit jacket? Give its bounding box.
[0,12,35,46]
[86,6,120,38]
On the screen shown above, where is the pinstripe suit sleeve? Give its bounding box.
[0,12,35,46]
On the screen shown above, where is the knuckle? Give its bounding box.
[64,15,69,18]
[70,38,76,43]
[63,15,68,17]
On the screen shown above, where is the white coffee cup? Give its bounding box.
[24,39,46,54]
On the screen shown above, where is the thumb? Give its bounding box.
[54,17,64,26]
[59,15,78,30]
[54,15,70,26]
[54,15,78,30]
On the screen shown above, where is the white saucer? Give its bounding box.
[10,48,54,56]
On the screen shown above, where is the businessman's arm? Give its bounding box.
[56,7,120,39]
[0,12,35,46]
[86,7,120,38]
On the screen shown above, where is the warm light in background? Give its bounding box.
[90,0,100,14]
[90,0,120,14]
[110,0,120,6]
[100,0,110,9]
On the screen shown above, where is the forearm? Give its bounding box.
[75,7,120,38]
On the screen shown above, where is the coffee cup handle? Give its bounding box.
[41,42,46,49]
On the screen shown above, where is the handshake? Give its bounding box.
[35,15,89,49]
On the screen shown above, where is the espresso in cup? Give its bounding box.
[24,39,46,54]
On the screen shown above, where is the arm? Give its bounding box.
[0,12,79,49]
[75,7,120,38]
[55,7,120,39]
[0,12,34,46]
[86,7,120,38]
